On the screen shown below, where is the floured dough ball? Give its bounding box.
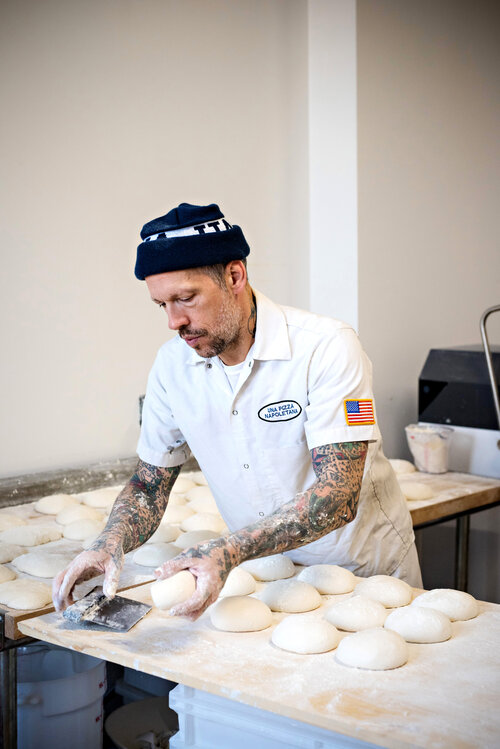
[80,487,120,508]
[0,544,24,563]
[385,605,452,643]
[63,519,104,541]
[162,505,194,524]
[34,493,79,515]
[11,551,74,578]
[180,513,226,534]
[0,564,16,583]
[174,530,219,549]
[0,514,26,531]
[389,459,416,475]
[173,477,197,494]
[354,575,412,608]
[183,471,209,486]
[151,570,196,610]
[220,567,256,597]
[297,564,356,594]
[259,579,322,613]
[399,481,434,501]
[56,505,104,525]
[272,614,341,654]
[187,493,219,514]
[133,542,179,567]
[336,628,408,670]
[185,484,215,503]
[210,595,273,632]
[241,554,295,582]
[0,525,62,546]
[411,588,478,621]
[325,595,388,631]
[167,492,187,507]
[0,579,52,610]
[147,524,180,544]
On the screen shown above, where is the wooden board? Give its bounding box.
[19,583,500,749]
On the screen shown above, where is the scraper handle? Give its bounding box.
[480,305,500,429]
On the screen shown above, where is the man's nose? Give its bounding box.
[166,305,189,331]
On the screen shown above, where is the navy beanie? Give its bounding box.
[135,202,250,280]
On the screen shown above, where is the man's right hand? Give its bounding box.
[52,545,124,612]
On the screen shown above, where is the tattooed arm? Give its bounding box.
[158,441,368,620]
[52,460,181,610]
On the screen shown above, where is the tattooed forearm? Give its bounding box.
[90,459,181,556]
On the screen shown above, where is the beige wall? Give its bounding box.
[0,0,308,477]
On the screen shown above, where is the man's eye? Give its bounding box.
[179,296,193,303]
[158,302,166,309]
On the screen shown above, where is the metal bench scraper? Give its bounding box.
[63,586,151,632]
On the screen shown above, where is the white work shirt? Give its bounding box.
[137,290,414,576]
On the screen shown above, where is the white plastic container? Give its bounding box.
[405,423,453,473]
[17,642,106,749]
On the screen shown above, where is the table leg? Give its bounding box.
[0,638,17,749]
[455,514,470,592]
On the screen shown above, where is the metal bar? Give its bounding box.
[455,514,470,591]
[480,304,500,430]
[0,618,17,749]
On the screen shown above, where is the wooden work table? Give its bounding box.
[19,582,500,749]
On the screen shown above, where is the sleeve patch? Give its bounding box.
[344,399,376,426]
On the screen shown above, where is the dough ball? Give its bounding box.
[241,554,296,581]
[133,543,179,567]
[184,471,209,486]
[11,551,74,578]
[162,505,194,524]
[63,519,104,541]
[325,594,388,631]
[180,512,226,534]
[0,525,62,547]
[56,505,104,525]
[167,492,187,507]
[185,485,215,504]
[174,530,219,549]
[151,570,196,610]
[259,579,322,613]
[0,564,16,583]
[389,459,416,475]
[297,564,356,594]
[0,579,52,610]
[272,614,340,654]
[34,494,79,515]
[354,575,413,608]
[0,514,26,531]
[411,588,479,621]
[398,481,434,501]
[0,544,24,563]
[173,477,197,494]
[80,487,120,508]
[210,595,273,632]
[336,628,409,670]
[384,605,452,643]
[187,494,219,514]
[220,567,256,597]
[147,524,180,544]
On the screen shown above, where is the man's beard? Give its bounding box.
[179,293,243,359]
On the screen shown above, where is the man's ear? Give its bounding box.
[226,260,247,295]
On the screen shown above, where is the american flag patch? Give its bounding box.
[344,399,375,425]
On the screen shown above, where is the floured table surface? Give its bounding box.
[20,582,500,749]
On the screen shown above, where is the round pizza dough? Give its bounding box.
[11,551,74,578]
[174,530,219,549]
[411,588,478,621]
[187,494,219,514]
[80,487,120,508]
[162,505,194,524]
[185,485,215,504]
[0,544,24,563]
[56,505,104,525]
[210,595,273,632]
[0,579,52,610]
[0,564,16,583]
[272,614,340,654]
[259,579,322,613]
[63,519,104,541]
[325,595,388,631]
[150,570,196,610]
[147,524,180,544]
[354,575,413,608]
[133,543,179,567]
[297,564,356,594]
[398,481,434,501]
[173,477,197,494]
[0,514,26,531]
[241,554,295,581]
[180,512,226,534]
[389,459,416,475]
[336,628,409,670]
[34,493,79,515]
[0,525,62,546]
[220,567,256,597]
[384,605,452,643]
[182,471,208,486]
[167,492,187,507]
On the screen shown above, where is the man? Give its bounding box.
[53,202,421,618]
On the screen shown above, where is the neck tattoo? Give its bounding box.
[247,293,257,338]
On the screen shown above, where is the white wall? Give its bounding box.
[0,0,308,477]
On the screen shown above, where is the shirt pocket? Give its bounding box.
[259,438,315,511]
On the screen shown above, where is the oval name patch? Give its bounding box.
[258,400,302,423]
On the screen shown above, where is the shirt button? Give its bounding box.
[232,410,238,416]
[206,362,212,369]
[243,463,249,469]
[259,511,264,517]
